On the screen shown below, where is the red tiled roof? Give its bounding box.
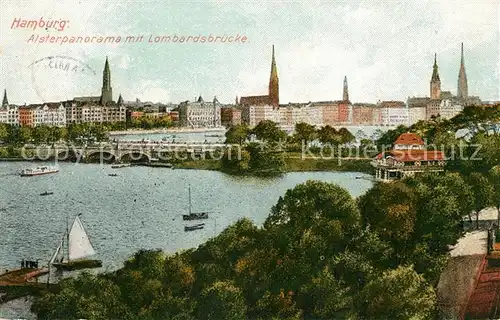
[375,149,445,162]
[394,133,424,145]
[239,95,270,106]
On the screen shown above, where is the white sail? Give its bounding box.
[68,215,96,261]
[50,237,64,264]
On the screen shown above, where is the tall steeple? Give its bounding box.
[2,89,8,107]
[100,56,113,105]
[457,43,468,99]
[117,93,123,105]
[430,53,441,99]
[268,45,279,108]
[343,76,349,102]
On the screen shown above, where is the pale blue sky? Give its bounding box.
[1,0,498,104]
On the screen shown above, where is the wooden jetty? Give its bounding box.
[0,268,55,304]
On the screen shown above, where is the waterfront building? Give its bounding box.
[352,103,376,125]
[0,90,19,127]
[241,104,277,127]
[314,101,339,126]
[178,96,221,128]
[371,132,446,181]
[19,106,35,127]
[221,107,242,126]
[278,102,323,129]
[38,103,66,127]
[239,45,279,108]
[378,100,408,126]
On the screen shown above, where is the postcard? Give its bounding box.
[0,1,499,319]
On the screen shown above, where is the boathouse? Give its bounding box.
[371,132,446,181]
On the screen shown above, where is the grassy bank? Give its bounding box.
[174,156,372,174]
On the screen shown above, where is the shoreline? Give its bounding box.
[109,127,226,136]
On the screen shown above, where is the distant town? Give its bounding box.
[0,43,497,132]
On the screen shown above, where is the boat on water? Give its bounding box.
[111,163,131,169]
[20,166,58,177]
[108,173,118,177]
[182,187,210,221]
[40,191,54,196]
[50,214,102,271]
[184,223,205,232]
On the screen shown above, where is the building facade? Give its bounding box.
[372,132,446,181]
[378,101,408,126]
[178,96,221,128]
[221,107,242,126]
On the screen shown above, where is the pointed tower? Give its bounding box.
[235,96,239,105]
[2,89,8,107]
[343,76,349,102]
[268,45,279,108]
[457,43,468,99]
[117,93,123,106]
[430,53,441,99]
[100,56,113,105]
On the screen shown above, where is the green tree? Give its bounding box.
[338,127,355,145]
[317,125,338,146]
[490,166,500,225]
[294,122,317,146]
[221,146,250,173]
[198,281,247,320]
[225,124,250,145]
[0,124,8,142]
[252,120,286,142]
[298,266,353,319]
[467,172,495,228]
[358,265,436,320]
[265,180,360,253]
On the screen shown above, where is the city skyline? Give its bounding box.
[1,1,498,105]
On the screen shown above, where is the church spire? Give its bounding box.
[457,42,468,99]
[2,89,8,107]
[268,45,279,108]
[430,53,441,99]
[100,56,113,105]
[117,93,123,105]
[343,76,349,102]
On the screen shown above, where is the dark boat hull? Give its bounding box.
[52,259,102,271]
[182,213,209,221]
[184,226,204,231]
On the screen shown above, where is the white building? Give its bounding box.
[42,103,66,127]
[178,96,222,128]
[378,101,408,126]
[242,104,280,127]
[408,106,426,126]
[0,105,19,126]
[64,100,125,124]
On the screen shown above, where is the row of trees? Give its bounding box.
[225,121,356,147]
[0,123,114,146]
[31,170,500,319]
[127,115,173,129]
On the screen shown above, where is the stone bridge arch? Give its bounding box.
[85,149,117,163]
[118,151,151,163]
[55,148,83,162]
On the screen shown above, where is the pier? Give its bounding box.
[0,268,54,304]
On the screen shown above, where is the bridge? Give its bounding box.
[21,141,230,163]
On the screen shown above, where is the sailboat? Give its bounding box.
[182,186,210,221]
[50,214,102,271]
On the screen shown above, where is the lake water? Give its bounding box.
[109,126,395,143]
[0,161,373,318]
